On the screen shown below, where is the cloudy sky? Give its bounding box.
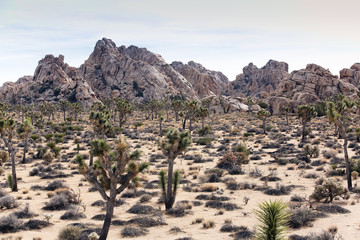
[1,0,360,85]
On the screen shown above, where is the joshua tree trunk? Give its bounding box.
[22,135,28,164]
[344,137,352,191]
[201,118,205,131]
[189,118,192,131]
[99,194,116,240]
[11,150,17,191]
[262,118,266,134]
[159,119,163,137]
[286,113,289,125]
[301,123,306,143]
[182,117,187,130]
[166,158,175,210]
[63,110,66,122]
[175,111,179,121]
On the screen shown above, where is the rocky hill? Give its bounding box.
[80,38,197,102]
[0,55,98,107]
[0,38,358,112]
[231,60,290,97]
[269,64,358,114]
[170,61,231,98]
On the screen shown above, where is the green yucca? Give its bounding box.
[255,200,290,240]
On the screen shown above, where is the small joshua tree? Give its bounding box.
[310,178,350,203]
[197,107,209,134]
[0,117,18,191]
[255,200,290,240]
[297,105,317,143]
[17,117,33,164]
[302,144,320,163]
[159,129,191,210]
[115,98,132,127]
[282,106,289,125]
[257,109,271,134]
[77,136,148,240]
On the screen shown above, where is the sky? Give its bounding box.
[1,0,360,85]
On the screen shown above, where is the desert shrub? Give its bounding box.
[45,180,67,191]
[258,101,268,109]
[0,150,9,166]
[233,144,251,156]
[315,205,350,214]
[42,150,55,163]
[231,230,254,239]
[195,137,212,145]
[263,183,292,196]
[205,200,240,211]
[195,194,230,201]
[23,219,51,230]
[220,224,248,232]
[243,132,254,137]
[199,183,218,192]
[226,180,241,190]
[13,203,37,219]
[91,200,105,207]
[127,216,167,227]
[91,214,105,220]
[127,204,156,215]
[302,145,320,163]
[0,214,23,233]
[0,195,18,209]
[310,178,350,203]
[54,188,81,204]
[198,126,211,136]
[166,206,188,217]
[288,207,326,229]
[139,194,152,203]
[121,227,148,237]
[217,151,248,172]
[60,206,86,220]
[202,220,216,229]
[58,225,81,240]
[43,195,69,210]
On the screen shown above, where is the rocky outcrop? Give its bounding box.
[201,95,248,114]
[231,60,290,97]
[170,61,231,98]
[269,64,358,114]
[80,38,198,102]
[340,63,360,88]
[0,55,98,107]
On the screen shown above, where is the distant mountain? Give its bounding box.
[0,38,358,113]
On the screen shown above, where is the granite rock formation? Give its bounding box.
[231,60,290,97]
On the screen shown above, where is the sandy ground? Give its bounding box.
[0,113,359,240]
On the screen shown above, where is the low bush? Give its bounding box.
[315,205,350,214]
[60,207,86,220]
[0,214,23,233]
[205,201,240,211]
[58,225,81,240]
[43,195,70,211]
[0,195,18,209]
[288,207,326,229]
[121,227,148,237]
[127,204,156,215]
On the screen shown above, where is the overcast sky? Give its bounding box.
[1,0,360,85]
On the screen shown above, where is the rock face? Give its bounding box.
[170,61,231,98]
[0,55,98,107]
[80,38,198,102]
[269,64,358,114]
[340,63,360,88]
[231,60,290,97]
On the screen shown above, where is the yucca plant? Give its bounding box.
[255,200,290,240]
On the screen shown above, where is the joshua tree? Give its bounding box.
[77,136,148,240]
[59,100,70,122]
[297,105,317,143]
[327,97,355,190]
[115,98,132,127]
[159,129,191,210]
[171,99,183,121]
[255,200,290,240]
[282,106,289,125]
[0,117,17,191]
[71,102,82,122]
[257,109,271,134]
[17,117,33,164]
[158,111,164,137]
[310,178,350,203]
[197,107,209,133]
[181,100,198,130]
[89,111,112,166]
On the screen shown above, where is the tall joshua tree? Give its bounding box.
[282,106,289,125]
[115,98,132,127]
[171,99,183,121]
[327,97,355,190]
[77,136,148,240]
[0,117,17,191]
[159,129,191,210]
[257,109,271,134]
[197,107,209,133]
[17,117,33,164]
[297,105,317,143]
